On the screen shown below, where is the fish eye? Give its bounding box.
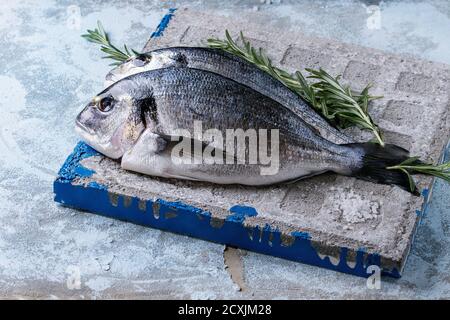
[97,96,114,113]
[132,54,150,67]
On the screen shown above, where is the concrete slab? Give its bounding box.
[54,8,450,278]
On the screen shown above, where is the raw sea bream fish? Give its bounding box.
[76,66,418,194]
[105,47,352,145]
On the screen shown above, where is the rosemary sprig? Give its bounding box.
[307,68,384,145]
[207,30,450,191]
[81,21,140,65]
[207,30,384,145]
[388,157,450,192]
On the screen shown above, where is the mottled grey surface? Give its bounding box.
[0,0,449,299]
[76,8,450,276]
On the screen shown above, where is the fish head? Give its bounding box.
[75,80,146,159]
[104,50,186,86]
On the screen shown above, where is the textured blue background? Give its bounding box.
[0,0,449,298]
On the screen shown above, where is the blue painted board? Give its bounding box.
[54,9,441,279]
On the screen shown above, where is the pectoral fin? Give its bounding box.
[121,129,170,176]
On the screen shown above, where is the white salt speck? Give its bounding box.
[328,189,380,224]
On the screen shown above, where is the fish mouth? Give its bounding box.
[75,119,95,136]
[74,120,125,160]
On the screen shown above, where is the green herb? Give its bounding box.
[207,30,384,145]
[306,68,384,146]
[81,21,140,65]
[388,157,450,192]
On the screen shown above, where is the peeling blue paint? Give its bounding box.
[403,142,450,275]
[263,223,277,232]
[418,188,430,223]
[73,165,95,178]
[150,8,177,38]
[87,181,107,190]
[56,141,99,183]
[291,231,311,240]
[158,199,212,217]
[227,205,258,223]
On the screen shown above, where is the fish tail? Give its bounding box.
[346,143,420,196]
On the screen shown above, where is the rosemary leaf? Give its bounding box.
[387,157,450,191]
[82,21,140,65]
[207,30,384,146]
[386,156,450,193]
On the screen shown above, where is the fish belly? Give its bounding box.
[121,129,330,186]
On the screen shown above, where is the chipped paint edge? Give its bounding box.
[150,8,177,38]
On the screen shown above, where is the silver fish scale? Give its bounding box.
[142,68,318,142]
[128,67,352,172]
[150,47,353,144]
